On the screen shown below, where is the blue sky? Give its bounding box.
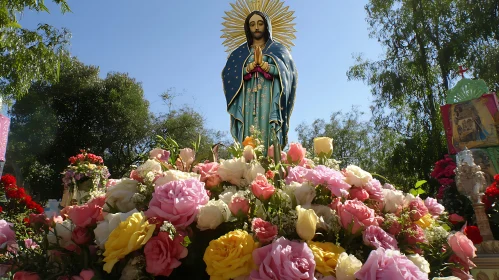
[20,0,383,144]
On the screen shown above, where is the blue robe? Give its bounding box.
[222,39,297,149]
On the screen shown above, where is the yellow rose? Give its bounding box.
[103,212,155,273]
[203,230,257,280]
[296,205,318,241]
[314,137,333,157]
[308,241,345,276]
[415,213,434,229]
[88,163,96,170]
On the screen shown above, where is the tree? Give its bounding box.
[347,0,499,194]
[6,58,151,199]
[296,107,401,185]
[152,89,230,162]
[1,0,71,100]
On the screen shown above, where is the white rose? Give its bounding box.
[243,162,265,184]
[219,186,238,205]
[197,200,230,230]
[243,145,255,162]
[294,182,316,207]
[94,209,138,248]
[154,170,201,187]
[105,178,139,212]
[407,254,430,274]
[335,252,363,280]
[218,157,247,186]
[382,189,406,213]
[47,219,75,248]
[135,159,162,178]
[179,148,195,166]
[313,137,333,156]
[404,193,416,207]
[343,165,372,186]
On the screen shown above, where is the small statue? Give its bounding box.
[455,148,495,243]
[221,0,297,151]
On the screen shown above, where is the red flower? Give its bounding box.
[1,174,17,186]
[0,206,3,213]
[464,225,483,244]
[485,183,499,198]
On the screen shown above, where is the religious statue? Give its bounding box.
[221,0,297,151]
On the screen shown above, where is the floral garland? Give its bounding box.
[61,150,110,205]
[0,138,483,279]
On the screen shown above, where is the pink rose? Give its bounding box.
[363,225,398,250]
[24,239,39,249]
[448,254,475,279]
[193,162,222,189]
[251,237,316,280]
[145,179,209,228]
[229,196,250,216]
[88,195,106,208]
[149,148,170,163]
[66,203,103,228]
[355,248,428,280]
[448,232,477,265]
[364,179,384,202]
[129,169,143,182]
[71,270,95,280]
[405,224,426,245]
[13,272,41,280]
[349,187,369,201]
[424,197,444,218]
[71,226,92,245]
[309,166,351,197]
[337,199,379,234]
[144,232,188,276]
[449,213,465,225]
[252,218,278,244]
[285,166,313,185]
[287,142,306,164]
[0,219,16,249]
[251,174,275,200]
[408,197,429,221]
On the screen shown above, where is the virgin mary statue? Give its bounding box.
[221,0,297,151]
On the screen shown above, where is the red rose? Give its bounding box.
[464,225,483,244]
[1,174,17,187]
[485,183,499,198]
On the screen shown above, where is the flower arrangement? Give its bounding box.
[0,137,481,279]
[482,174,499,239]
[61,150,110,205]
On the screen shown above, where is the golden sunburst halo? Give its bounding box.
[221,0,296,53]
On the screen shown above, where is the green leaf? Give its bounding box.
[414,180,427,189]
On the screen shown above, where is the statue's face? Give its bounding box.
[249,14,265,40]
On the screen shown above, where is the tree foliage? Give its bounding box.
[7,59,151,199]
[296,107,401,185]
[1,0,71,100]
[347,0,499,193]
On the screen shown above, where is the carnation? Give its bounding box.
[309,165,351,197]
[424,197,445,218]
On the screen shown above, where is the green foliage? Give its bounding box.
[409,180,427,196]
[7,58,151,199]
[0,0,71,100]
[296,106,399,183]
[347,0,499,194]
